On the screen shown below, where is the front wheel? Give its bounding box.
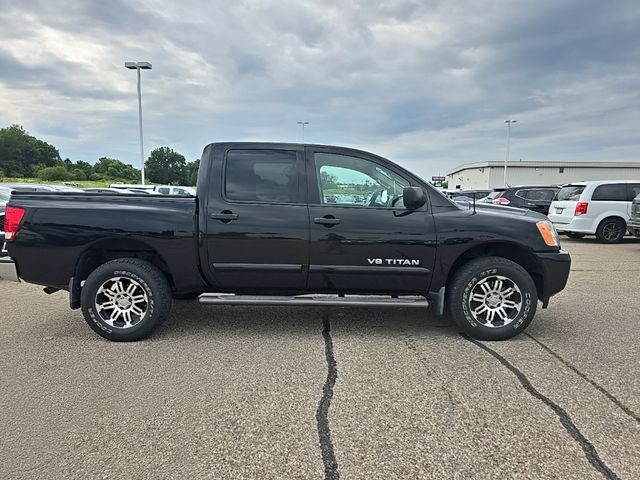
[446,256,538,341]
[80,258,172,341]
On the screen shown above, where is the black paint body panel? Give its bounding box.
[7,142,570,304]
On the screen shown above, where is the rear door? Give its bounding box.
[204,147,309,291]
[590,183,630,220]
[306,147,436,294]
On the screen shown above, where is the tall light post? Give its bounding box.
[125,61,152,185]
[503,119,517,187]
[297,121,309,142]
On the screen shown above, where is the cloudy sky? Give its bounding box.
[1,0,639,178]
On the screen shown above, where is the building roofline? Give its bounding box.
[446,161,640,176]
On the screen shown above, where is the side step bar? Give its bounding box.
[199,293,430,308]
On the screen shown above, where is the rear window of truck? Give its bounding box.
[225,149,299,203]
[556,185,585,201]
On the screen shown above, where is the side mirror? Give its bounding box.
[403,186,426,210]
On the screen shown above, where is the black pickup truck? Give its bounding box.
[0,142,570,341]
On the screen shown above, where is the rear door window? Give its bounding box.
[591,184,627,202]
[525,189,557,201]
[225,149,300,203]
[556,185,585,201]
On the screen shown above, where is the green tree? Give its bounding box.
[183,159,200,186]
[94,157,140,182]
[0,125,60,177]
[320,170,339,189]
[38,165,72,181]
[70,168,87,181]
[146,147,187,185]
[75,160,94,177]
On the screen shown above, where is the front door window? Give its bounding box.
[315,153,408,208]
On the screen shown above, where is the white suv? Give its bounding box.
[548,180,640,243]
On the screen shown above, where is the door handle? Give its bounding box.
[211,211,238,222]
[314,216,341,226]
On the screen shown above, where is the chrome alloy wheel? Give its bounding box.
[94,277,149,329]
[468,275,522,328]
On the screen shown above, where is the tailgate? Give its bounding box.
[548,201,577,224]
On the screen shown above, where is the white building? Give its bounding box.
[446,161,640,189]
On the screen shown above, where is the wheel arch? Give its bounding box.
[70,237,175,308]
[596,214,627,228]
[445,241,546,302]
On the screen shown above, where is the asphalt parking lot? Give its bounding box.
[1,238,639,480]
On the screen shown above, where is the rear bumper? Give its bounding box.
[549,216,595,234]
[535,249,571,305]
[0,256,19,283]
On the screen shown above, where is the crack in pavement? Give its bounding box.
[525,333,640,424]
[316,313,340,480]
[463,334,621,480]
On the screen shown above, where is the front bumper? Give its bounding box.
[0,256,19,282]
[535,249,571,305]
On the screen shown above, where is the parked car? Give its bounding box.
[448,189,492,203]
[126,188,162,195]
[548,181,640,243]
[83,188,137,194]
[1,142,570,342]
[154,185,196,196]
[627,193,640,238]
[480,186,559,215]
[110,183,156,192]
[48,185,85,193]
[0,183,57,192]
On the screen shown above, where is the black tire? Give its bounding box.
[445,256,538,341]
[565,232,585,239]
[595,218,625,243]
[80,258,172,341]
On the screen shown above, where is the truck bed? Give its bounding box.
[6,192,204,291]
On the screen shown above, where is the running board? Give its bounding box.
[198,293,430,308]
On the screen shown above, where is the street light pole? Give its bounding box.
[297,121,309,142]
[125,61,152,185]
[503,119,517,186]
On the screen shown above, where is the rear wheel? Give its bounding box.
[565,232,585,239]
[446,256,538,341]
[596,218,625,243]
[80,258,172,341]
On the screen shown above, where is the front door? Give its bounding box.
[205,147,308,292]
[306,147,436,294]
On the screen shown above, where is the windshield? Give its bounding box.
[556,185,585,201]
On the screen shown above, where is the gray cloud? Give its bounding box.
[0,0,639,178]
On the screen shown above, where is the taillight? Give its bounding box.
[4,206,26,241]
[575,202,588,216]
[493,197,510,205]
